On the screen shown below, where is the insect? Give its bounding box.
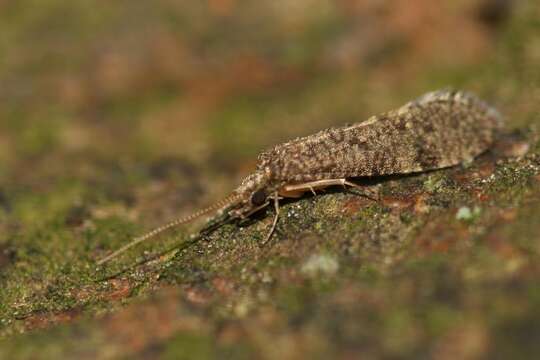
[97,89,502,265]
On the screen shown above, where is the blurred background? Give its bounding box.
[1,0,540,358]
[2,0,534,223]
[0,0,527,173]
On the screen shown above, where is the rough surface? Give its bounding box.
[1,1,540,359]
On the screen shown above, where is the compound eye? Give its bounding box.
[250,189,267,206]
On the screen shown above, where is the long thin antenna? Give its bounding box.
[97,193,241,265]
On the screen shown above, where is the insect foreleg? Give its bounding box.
[262,193,281,245]
[237,201,271,220]
[199,210,233,235]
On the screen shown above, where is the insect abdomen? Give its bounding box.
[261,90,503,182]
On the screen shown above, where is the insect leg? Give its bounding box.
[238,201,270,220]
[282,179,379,201]
[282,179,349,192]
[342,180,380,201]
[262,193,280,245]
[199,210,233,235]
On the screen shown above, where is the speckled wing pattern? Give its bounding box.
[258,90,503,183]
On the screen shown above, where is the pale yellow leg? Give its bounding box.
[283,178,349,192]
[282,179,379,201]
[262,193,280,245]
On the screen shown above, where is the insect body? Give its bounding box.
[98,89,502,265]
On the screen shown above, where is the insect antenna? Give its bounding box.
[97,193,241,265]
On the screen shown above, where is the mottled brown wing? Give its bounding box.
[260,90,502,183]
